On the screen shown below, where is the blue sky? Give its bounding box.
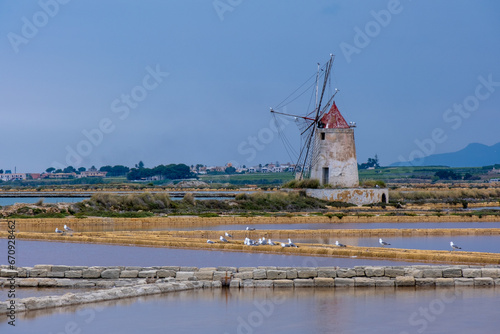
[1,0,499,172]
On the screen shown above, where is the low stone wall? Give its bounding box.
[2,264,500,315]
[306,188,389,205]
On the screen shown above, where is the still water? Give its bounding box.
[1,287,498,333]
[0,197,87,206]
[291,235,500,253]
[0,239,427,268]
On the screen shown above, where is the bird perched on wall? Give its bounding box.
[450,241,461,251]
[207,240,215,244]
[55,228,65,235]
[220,236,228,243]
[225,232,233,238]
[64,225,73,232]
[288,238,298,248]
[246,227,256,231]
[335,240,346,247]
[379,238,390,246]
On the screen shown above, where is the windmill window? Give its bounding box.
[320,132,325,140]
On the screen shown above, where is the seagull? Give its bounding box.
[55,228,64,235]
[268,239,276,246]
[225,232,233,238]
[246,227,256,231]
[207,240,215,244]
[379,238,391,246]
[335,240,346,247]
[64,225,73,232]
[288,238,299,248]
[220,236,228,243]
[450,241,461,251]
[281,242,290,248]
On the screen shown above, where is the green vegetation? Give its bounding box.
[282,179,320,189]
[199,172,294,186]
[127,163,194,181]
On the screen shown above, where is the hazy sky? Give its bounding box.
[1,0,499,172]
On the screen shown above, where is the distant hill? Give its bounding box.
[391,142,500,167]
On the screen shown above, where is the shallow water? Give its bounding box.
[0,197,87,206]
[2,286,498,333]
[289,235,500,253]
[0,239,426,268]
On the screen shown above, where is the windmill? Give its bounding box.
[271,55,359,187]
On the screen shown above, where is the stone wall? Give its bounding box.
[306,188,389,205]
[2,264,500,315]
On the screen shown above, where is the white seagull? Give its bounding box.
[225,232,233,238]
[450,241,461,251]
[246,227,256,231]
[220,236,228,243]
[268,239,276,246]
[288,238,299,248]
[281,242,290,248]
[55,228,64,235]
[207,240,215,244]
[335,240,346,247]
[379,238,391,246]
[64,224,73,232]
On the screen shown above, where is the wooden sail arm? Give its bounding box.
[270,109,315,122]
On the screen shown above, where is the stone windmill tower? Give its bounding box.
[309,102,359,187]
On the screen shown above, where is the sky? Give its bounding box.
[1,0,499,172]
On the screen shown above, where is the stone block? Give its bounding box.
[462,269,481,278]
[69,266,88,271]
[161,266,180,271]
[374,278,394,287]
[238,267,256,272]
[46,271,65,278]
[19,279,39,287]
[156,270,176,278]
[213,271,230,281]
[336,268,356,278]
[120,270,139,278]
[442,268,462,278]
[258,266,277,270]
[175,272,194,281]
[474,278,494,286]
[229,278,240,288]
[314,277,335,287]
[297,268,317,278]
[317,269,336,278]
[422,269,443,278]
[37,278,57,287]
[364,267,384,277]
[55,279,75,287]
[28,269,47,278]
[404,268,423,278]
[267,270,286,280]
[138,270,158,278]
[294,279,314,287]
[354,267,366,276]
[1,270,18,278]
[334,278,354,287]
[481,268,500,278]
[51,265,70,272]
[179,266,198,272]
[199,267,217,271]
[385,268,405,278]
[273,279,294,288]
[454,278,474,286]
[65,270,82,279]
[253,269,267,280]
[194,271,214,281]
[75,281,96,288]
[435,278,455,286]
[34,265,52,271]
[234,271,253,280]
[286,269,298,279]
[395,276,415,287]
[415,278,436,287]
[254,280,273,288]
[17,268,28,278]
[354,277,376,287]
[241,279,255,288]
[101,269,120,279]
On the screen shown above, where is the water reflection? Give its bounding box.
[2,287,498,333]
[0,239,424,268]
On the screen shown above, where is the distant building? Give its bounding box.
[78,167,107,178]
[490,178,500,183]
[0,173,26,181]
[41,172,77,179]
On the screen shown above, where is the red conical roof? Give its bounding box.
[319,102,349,129]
